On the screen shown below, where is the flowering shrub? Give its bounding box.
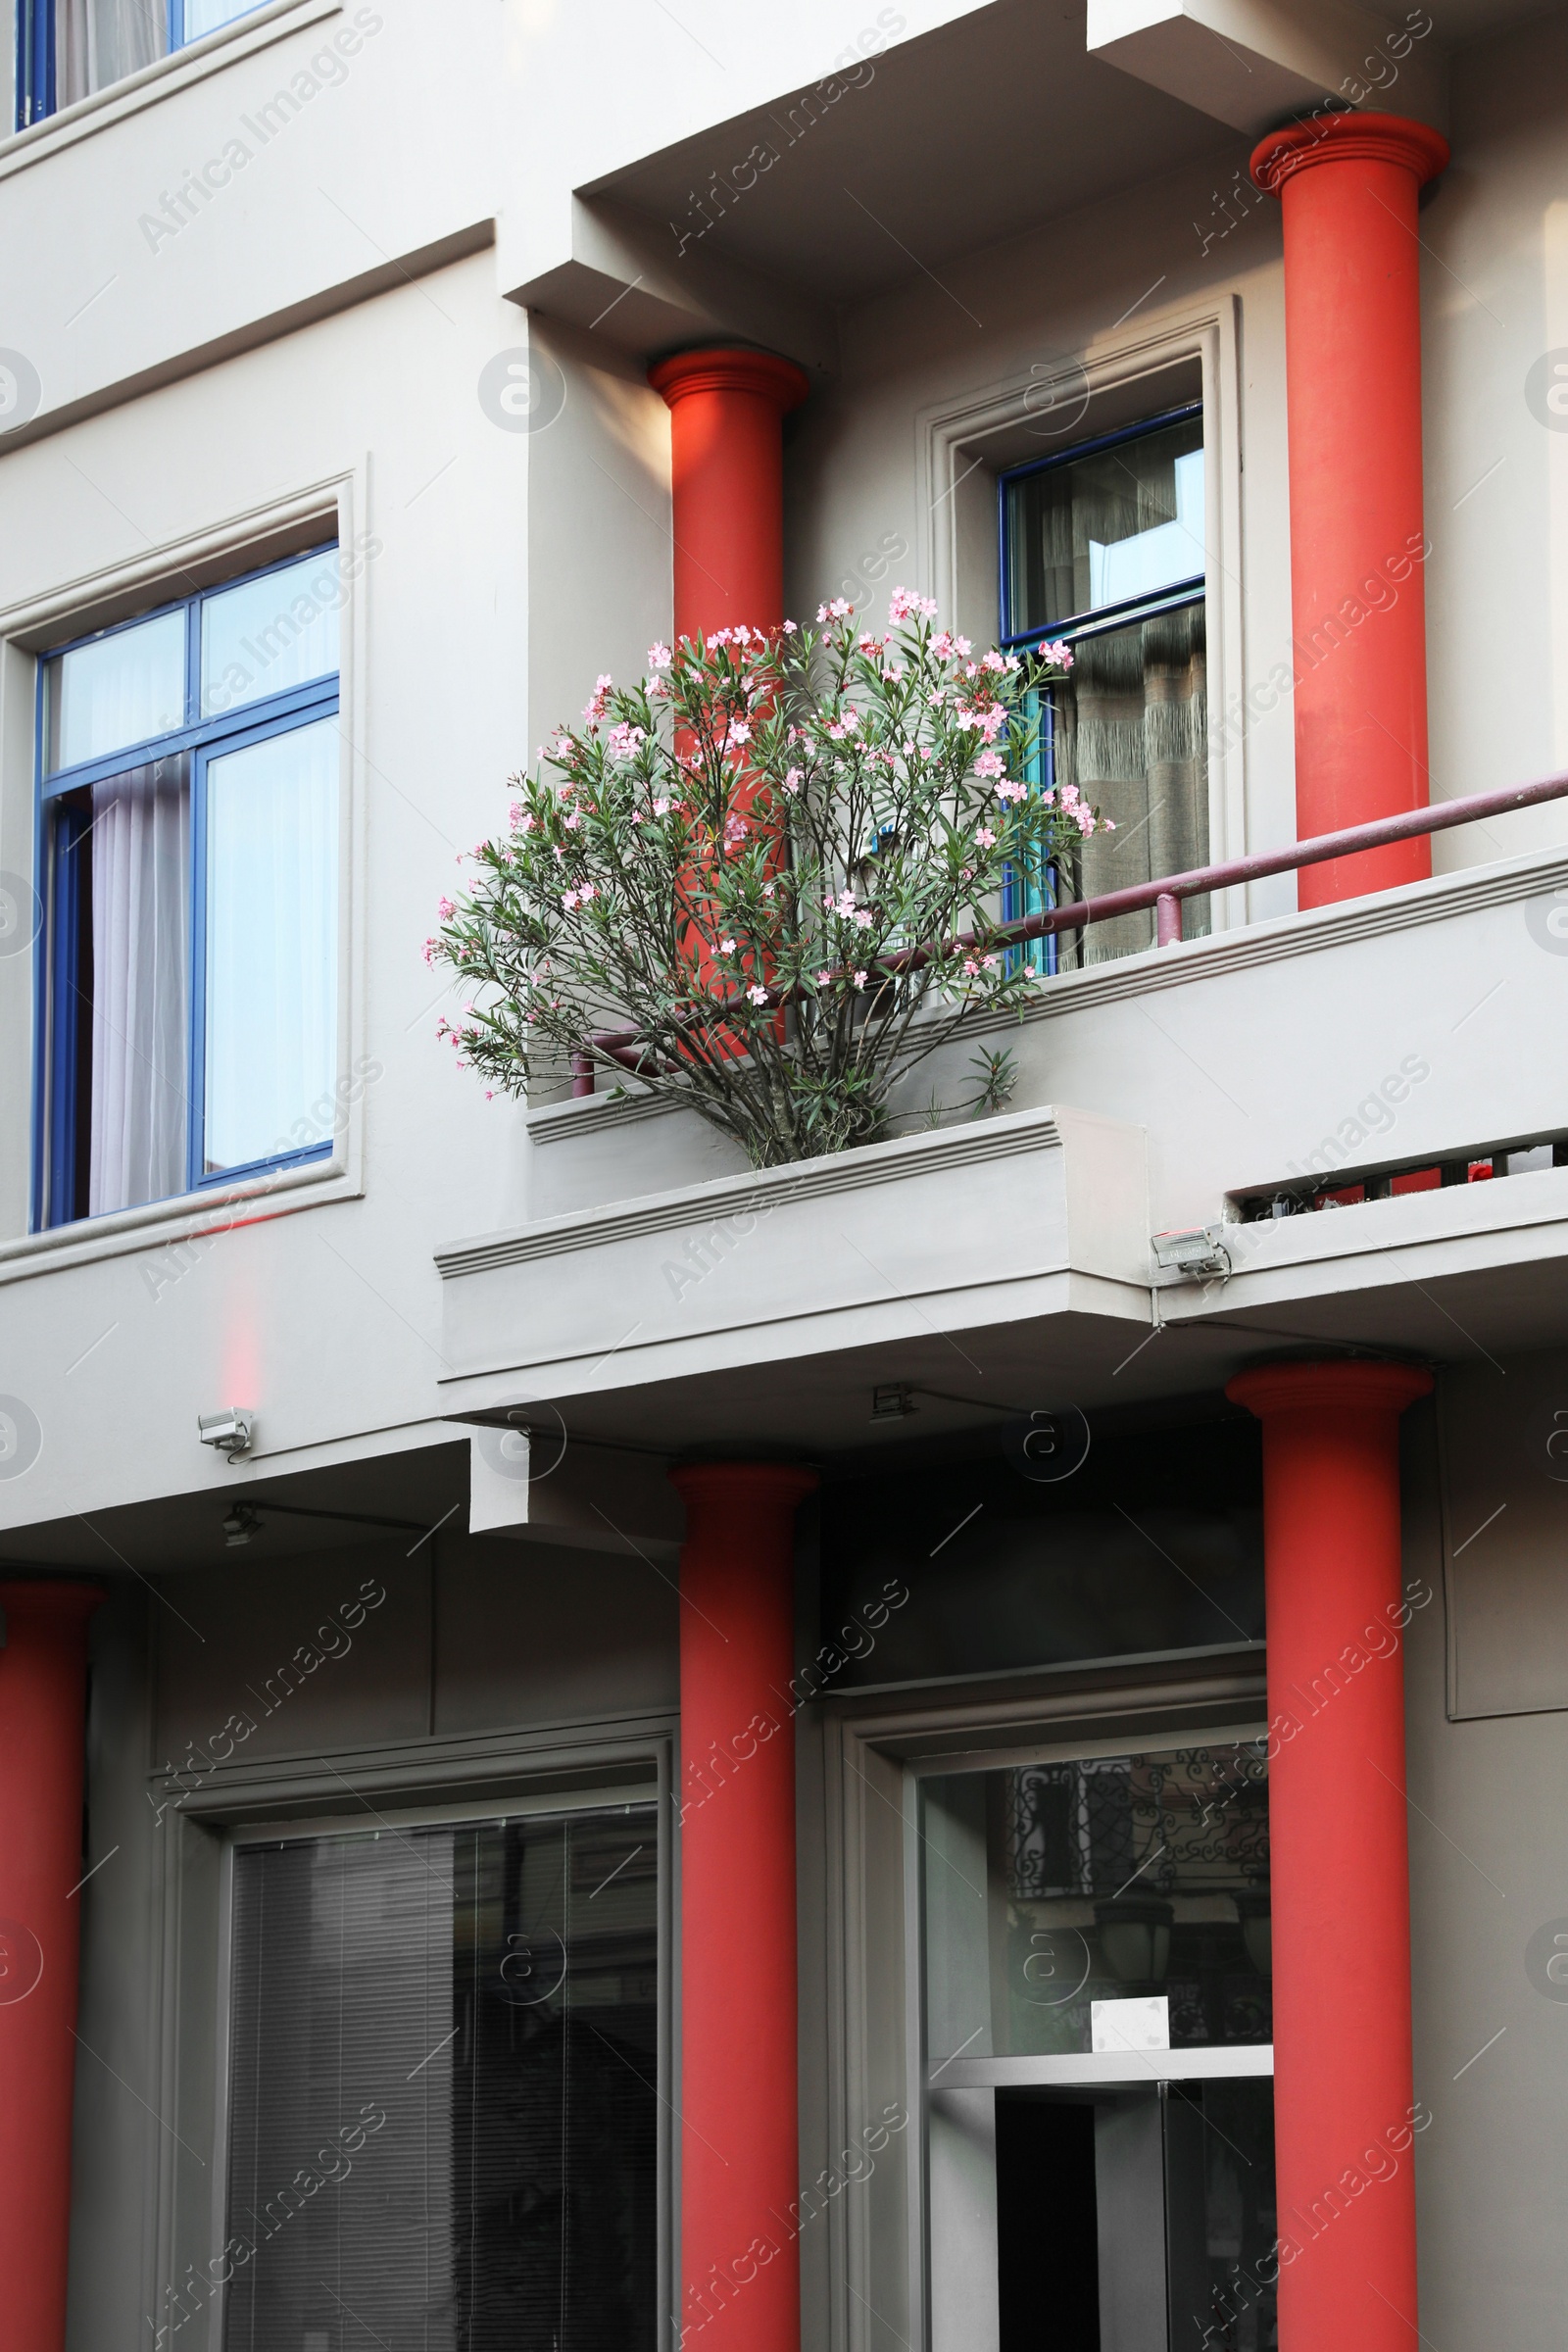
[426,592,1110,1167]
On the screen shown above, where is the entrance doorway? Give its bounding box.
[919,1739,1276,2351]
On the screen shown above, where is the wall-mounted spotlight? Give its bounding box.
[198,1408,254,1461]
[1151,1226,1231,1281]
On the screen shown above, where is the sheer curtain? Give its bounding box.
[203,719,337,1173]
[88,758,189,1215]
[1054,604,1208,963]
[55,0,167,105]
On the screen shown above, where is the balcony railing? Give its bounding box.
[569,768,1568,1097]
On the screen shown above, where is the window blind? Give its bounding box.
[222,1807,659,2351]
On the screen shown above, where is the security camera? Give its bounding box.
[198,1408,254,1460]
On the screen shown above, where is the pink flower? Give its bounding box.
[747,984,769,1005]
[647,642,672,670]
[726,718,752,746]
[854,969,868,988]
[889,587,938,624]
[437,896,455,918]
[783,618,798,634]
[719,937,737,956]
[976,826,997,848]
[816,597,854,622]
[1039,639,1074,670]
[980,650,1007,673]
[974,750,1004,779]
[996,779,1027,805]
[782,766,803,795]
[816,968,832,985]
[854,907,873,930]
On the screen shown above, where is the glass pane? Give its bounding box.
[46,609,185,774]
[1005,415,1204,637]
[201,549,342,718]
[223,1808,659,2352]
[1052,601,1208,962]
[54,0,168,106]
[183,0,263,36]
[203,718,337,1173]
[48,758,191,1225]
[820,1416,1263,1691]
[922,1742,1271,2066]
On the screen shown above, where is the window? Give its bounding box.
[1000,406,1208,961]
[14,0,264,127]
[222,1804,660,2351]
[35,544,342,1227]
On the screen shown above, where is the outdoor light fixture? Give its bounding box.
[198,1408,254,1461]
[1151,1226,1231,1280]
[223,1505,262,1547]
[870,1384,916,1422]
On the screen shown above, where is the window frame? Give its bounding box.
[32,540,342,1230]
[14,0,263,127]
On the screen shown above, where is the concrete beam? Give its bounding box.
[1086,0,1446,137]
[503,193,839,380]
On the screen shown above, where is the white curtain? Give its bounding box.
[51,608,184,775]
[55,0,167,105]
[88,760,190,1215]
[203,717,338,1173]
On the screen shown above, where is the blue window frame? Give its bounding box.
[999,402,1209,960]
[15,0,263,128]
[33,544,343,1230]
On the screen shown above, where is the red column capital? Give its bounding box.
[669,1456,818,1522]
[1250,109,1449,195]
[649,345,811,416]
[0,1578,104,2352]
[1227,1357,1434,1420]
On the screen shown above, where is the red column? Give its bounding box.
[1251,113,1448,907]
[649,348,809,642]
[0,1581,103,2351]
[1226,1362,1431,2351]
[670,1462,815,2352]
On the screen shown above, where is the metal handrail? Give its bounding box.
[572,767,1568,1093]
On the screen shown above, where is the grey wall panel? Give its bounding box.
[67,1584,158,2352]
[1407,1400,1568,2352]
[154,1541,433,1766]
[433,1531,677,1735]
[1439,1350,1568,1719]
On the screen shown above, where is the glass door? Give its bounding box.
[919,1740,1276,2351]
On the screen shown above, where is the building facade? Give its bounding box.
[1,2,1566,2347]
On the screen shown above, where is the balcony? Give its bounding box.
[434,796,1568,1451]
